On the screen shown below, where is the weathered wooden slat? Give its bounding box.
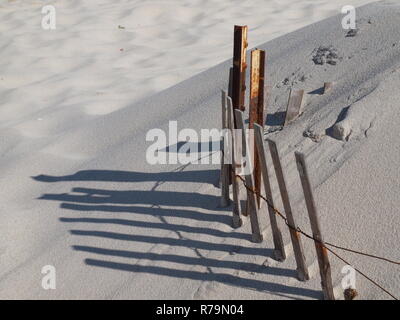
[295,152,335,300]
[323,82,333,94]
[235,109,263,243]
[254,124,286,261]
[227,97,243,228]
[231,26,248,213]
[284,89,304,126]
[232,25,248,115]
[228,67,234,99]
[220,90,230,208]
[235,104,248,218]
[227,67,234,185]
[249,49,266,209]
[267,139,310,281]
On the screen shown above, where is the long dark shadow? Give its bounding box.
[40,188,219,209]
[69,229,272,257]
[33,169,219,185]
[84,258,322,300]
[73,245,295,278]
[160,141,221,154]
[61,217,248,240]
[60,202,231,225]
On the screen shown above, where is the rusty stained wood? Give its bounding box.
[267,139,310,281]
[254,124,286,261]
[249,49,266,209]
[220,90,230,208]
[295,152,335,300]
[235,109,263,243]
[284,88,305,126]
[249,50,265,124]
[227,96,243,228]
[232,25,248,115]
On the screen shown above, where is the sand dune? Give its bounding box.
[1,0,399,300]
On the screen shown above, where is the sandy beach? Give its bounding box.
[0,0,399,300]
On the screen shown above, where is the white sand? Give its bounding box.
[1,0,399,299]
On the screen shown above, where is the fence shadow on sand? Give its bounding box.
[32,169,322,299]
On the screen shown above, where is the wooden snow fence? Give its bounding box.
[221,91,334,299]
[218,25,336,300]
[216,26,400,301]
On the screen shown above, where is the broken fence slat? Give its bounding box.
[323,82,333,94]
[254,124,286,261]
[227,97,243,228]
[267,139,310,281]
[284,88,305,126]
[235,109,263,243]
[295,152,335,300]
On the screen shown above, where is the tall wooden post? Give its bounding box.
[295,152,335,300]
[231,26,248,215]
[267,139,310,281]
[254,124,286,261]
[235,109,263,243]
[249,49,265,208]
[232,25,248,116]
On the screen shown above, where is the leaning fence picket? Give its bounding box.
[267,139,310,281]
[227,96,243,228]
[284,89,304,126]
[295,152,335,300]
[220,90,230,208]
[235,109,263,243]
[254,124,286,261]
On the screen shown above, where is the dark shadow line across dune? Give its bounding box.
[39,187,220,209]
[73,244,287,275]
[72,244,309,297]
[60,202,231,224]
[84,258,321,300]
[33,169,220,185]
[70,229,273,257]
[61,217,248,240]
